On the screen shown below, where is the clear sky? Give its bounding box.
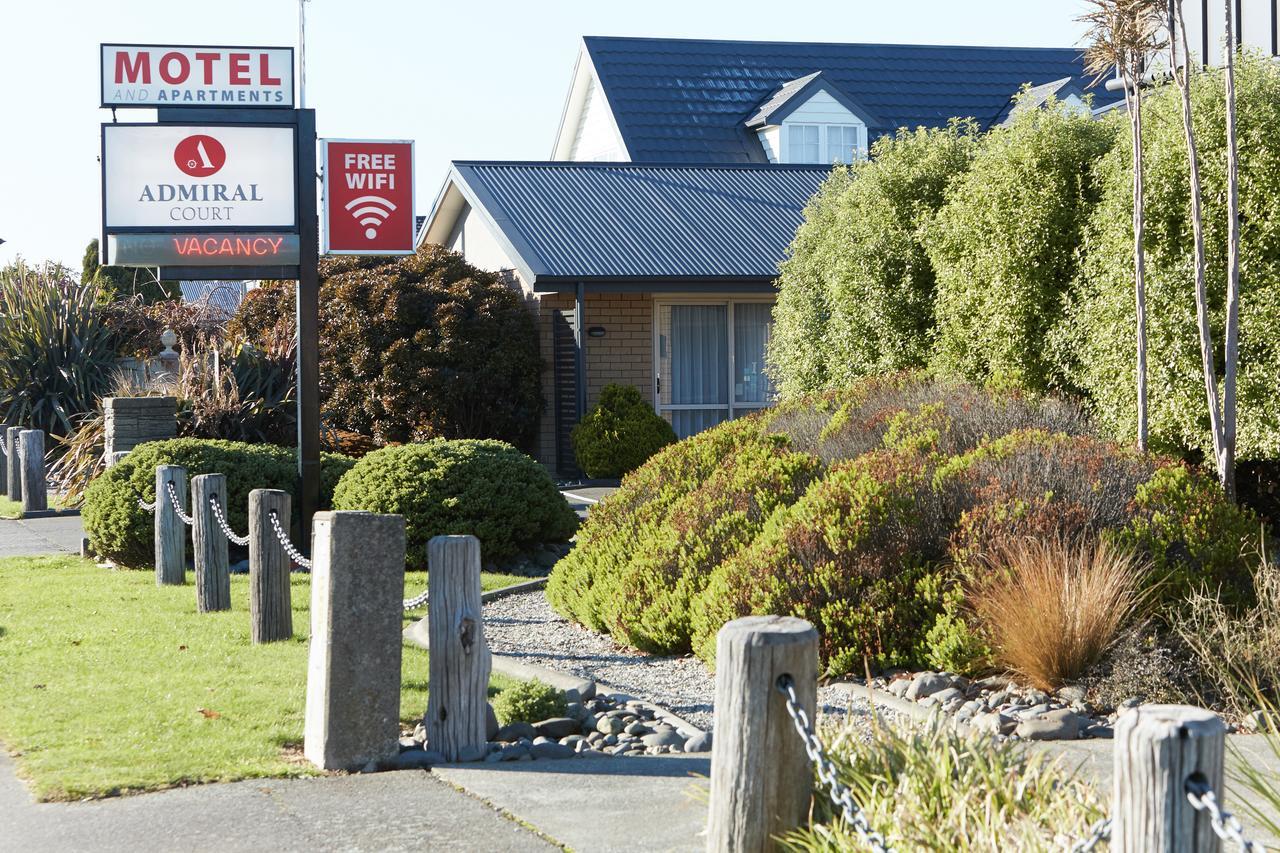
[0,0,1092,271]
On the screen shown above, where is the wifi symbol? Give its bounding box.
[345,195,397,240]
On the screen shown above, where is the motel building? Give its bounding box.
[417,35,1128,475]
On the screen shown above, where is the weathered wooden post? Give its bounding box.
[154,464,187,585]
[5,427,21,501]
[304,511,406,771]
[249,489,293,643]
[18,430,47,512]
[107,451,129,468]
[426,535,492,761]
[0,427,7,499]
[191,473,231,612]
[1112,705,1227,852]
[708,616,819,853]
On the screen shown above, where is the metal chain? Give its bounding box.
[777,676,892,853]
[1186,777,1259,851]
[1069,818,1112,853]
[137,497,157,512]
[208,496,250,546]
[268,509,311,569]
[166,480,194,526]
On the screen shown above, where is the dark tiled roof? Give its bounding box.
[450,161,831,281]
[583,36,1117,162]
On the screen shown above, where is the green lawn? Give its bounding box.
[0,555,520,800]
[0,496,23,519]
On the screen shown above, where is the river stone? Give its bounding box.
[1085,723,1114,739]
[391,748,446,769]
[886,678,912,698]
[905,672,952,701]
[535,717,580,739]
[566,702,587,721]
[1055,684,1087,705]
[399,736,421,751]
[624,721,651,736]
[597,715,625,735]
[562,734,587,749]
[494,721,537,742]
[930,687,965,706]
[456,743,488,763]
[641,729,685,749]
[972,712,1016,736]
[499,743,531,761]
[1015,711,1079,741]
[531,741,576,760]
[684,731,712,753]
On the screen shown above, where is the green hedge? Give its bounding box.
[572,384,676,478]
[83,439,355,568]
[331,439,577,566]
[547,376,1259,674]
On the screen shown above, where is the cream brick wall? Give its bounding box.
[534,292,654,473]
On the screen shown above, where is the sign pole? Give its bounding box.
[295,107,321,548]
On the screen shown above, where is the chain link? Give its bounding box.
[137,497,157,512]
[777,676,892,853]
[268,509,311,569]
[1186,777,1259,851]
[403,588,429,610]
[166,480,194,526]
[1069,818,1112,853]
[208,496,250,546]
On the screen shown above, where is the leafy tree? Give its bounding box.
[925,98,1116,393]
[767,122,979,397]
[82,239,177,303]
[1064,51,1280,462]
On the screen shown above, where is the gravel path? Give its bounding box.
[484,590,889,733]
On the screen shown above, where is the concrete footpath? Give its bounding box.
[0,751,555,853]
[0,514,85,559]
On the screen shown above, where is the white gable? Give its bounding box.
[551,44,628,161]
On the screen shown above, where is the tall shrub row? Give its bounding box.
[769,55,1280,466]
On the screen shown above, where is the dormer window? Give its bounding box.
[744,71,877,165]
[787,125,820,162]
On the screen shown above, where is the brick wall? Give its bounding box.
[534,292,653,472]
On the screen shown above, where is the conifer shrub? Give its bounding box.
[571,384,676,478]
[491,679,567,726]
[83,438,354,568]
[331,439,577,566]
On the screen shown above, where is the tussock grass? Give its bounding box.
[971,537,1145,691]
[0,556,518,800]
[781,717,1104,852]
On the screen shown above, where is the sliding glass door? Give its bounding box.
[656,299,776,439]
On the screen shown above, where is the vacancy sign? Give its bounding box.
[101,44,294,108]
[102,124,296,232]
[322,140,415,255]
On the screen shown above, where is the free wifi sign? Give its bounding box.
[322,139,414,255]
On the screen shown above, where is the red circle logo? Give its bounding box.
[173,135,226,177]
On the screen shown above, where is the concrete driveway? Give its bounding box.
[0,514,84,559]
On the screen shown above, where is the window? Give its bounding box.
[827,125,860,164]
[787,124,819,163]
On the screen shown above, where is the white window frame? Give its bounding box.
[651,295,777,430]
[786,124,821,164]
[782,122,867,164]
[826,124,861,164]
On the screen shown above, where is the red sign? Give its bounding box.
[173,135,227,177]
[322,140,415,255]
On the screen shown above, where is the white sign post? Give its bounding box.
[102,124,297,236]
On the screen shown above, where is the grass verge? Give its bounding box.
[0,555,518,801]
[0,496,23,519]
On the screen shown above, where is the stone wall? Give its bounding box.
[103,396,178,461]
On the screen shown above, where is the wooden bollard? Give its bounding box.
[154,464,187,586]
[305,511,406,770]
[5,427,21,501]
[0,426,8,498]
[249,489,293,643]
[107,451,129,468]
[426,535,492,762]
[191,473,231,612]
[19,430,47,512]
[708,616,819,852]
[1112,705,1227,852]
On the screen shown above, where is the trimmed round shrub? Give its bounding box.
[83,438,355,568]
[492,679,567,726]
[331,439,577,566]
[768,121,979,397]
[571,384,676,478]
[229,244,543,450]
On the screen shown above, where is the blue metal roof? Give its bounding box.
[448,161,830,283]
[583,36,1118,163]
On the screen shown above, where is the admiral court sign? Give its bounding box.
[101,45,294,108]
